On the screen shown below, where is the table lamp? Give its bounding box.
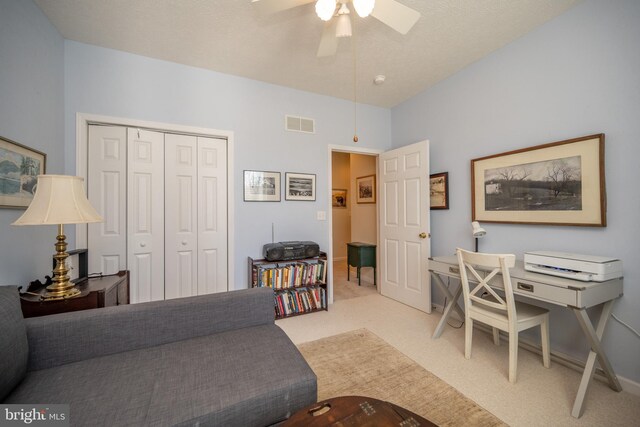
[471,221,486,252]
[12,175,103,300]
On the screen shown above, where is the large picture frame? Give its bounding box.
[430,172,449,210]
[0,135,46,209]
[243,170,281,202]
[471,134,605,226]
[285,172,316,201]
[356,174,376,204]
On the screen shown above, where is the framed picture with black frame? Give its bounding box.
[285,172,316,201]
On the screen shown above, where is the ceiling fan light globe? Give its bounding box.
[315,0,336,21]
[353,0,375,18]
[336,13,352,37]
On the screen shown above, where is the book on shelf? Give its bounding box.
[273,287,327,318]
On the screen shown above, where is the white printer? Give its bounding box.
[524,251,623,282]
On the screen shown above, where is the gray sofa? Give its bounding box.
[0,286,317,426]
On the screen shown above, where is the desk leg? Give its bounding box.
[570,301,622,418]
[431,273,465,339]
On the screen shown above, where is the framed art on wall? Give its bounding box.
[0,135,46,209]
[285,172,316,201]
[430,172,449,210]
[243,170,281,202]
[332,189,347,208]
[471,134,605,226]
[356,174,376,204]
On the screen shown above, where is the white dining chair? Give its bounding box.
[456,248,550,383]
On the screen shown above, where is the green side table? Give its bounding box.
[347,242,376,286]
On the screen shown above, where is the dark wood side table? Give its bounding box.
[20,270,130,318]
[283,395,436,427]
[347,242,376,286]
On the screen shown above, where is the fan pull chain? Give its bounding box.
[353,21,358,143]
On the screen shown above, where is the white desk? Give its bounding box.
[428,255,623,418]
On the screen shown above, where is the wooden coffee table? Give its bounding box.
[283,395,437,426]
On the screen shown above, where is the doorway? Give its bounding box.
[330,149,379,302]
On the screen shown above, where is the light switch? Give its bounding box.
[317,211,326,221]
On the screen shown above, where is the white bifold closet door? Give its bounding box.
[87,124,227,304]
[127,128,165,303]
[164,134,228,298]
[87,125,127,275]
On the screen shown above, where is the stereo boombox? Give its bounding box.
[263,241,320,262]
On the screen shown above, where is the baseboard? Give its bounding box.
[429,303,640,396]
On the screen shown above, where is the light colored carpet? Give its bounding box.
[332,259,378,301]
[297,328,506,426]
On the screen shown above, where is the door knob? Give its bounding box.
[419,232,428,239]
[140,242,146,247]
[182,241,187,246]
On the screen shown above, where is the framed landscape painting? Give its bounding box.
[471,134,605,226]
[285,172,316,201]
[430,172,449,210]
[243,170,281,202]
[0,136,46,209]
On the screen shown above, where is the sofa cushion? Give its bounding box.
[0,286,28,401]
[6,324,317,426]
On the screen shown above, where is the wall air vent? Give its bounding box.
[285,115,315,134]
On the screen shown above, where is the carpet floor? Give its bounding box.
[297,328,506,426]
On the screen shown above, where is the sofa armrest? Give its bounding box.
[25,287,274,371]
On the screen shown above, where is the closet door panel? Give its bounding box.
[165,134,197,299]
[198,137,227,294]
[87,125,127,275]
[128,129,165,303]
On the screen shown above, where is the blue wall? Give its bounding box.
[63,41,392,289]
[392,0,640,382]
[0,0,65,284]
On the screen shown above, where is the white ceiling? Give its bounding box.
[35,0,581,108]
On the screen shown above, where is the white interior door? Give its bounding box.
[165,134,198,299]
[197,136,228,294]
[127,128,165,303]
[87,125,127,275]
[379,140,431,313]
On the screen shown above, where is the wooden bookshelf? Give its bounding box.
[248,252,328,319]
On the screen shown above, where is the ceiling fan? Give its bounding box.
[252,0,421,57]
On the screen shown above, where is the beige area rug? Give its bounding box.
[297,329,506,427]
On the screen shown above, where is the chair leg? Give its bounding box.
[492,327,500,346]
[465,318,473,359]
[541,316,551,368]
[509,331,518,383]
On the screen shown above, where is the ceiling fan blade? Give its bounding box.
[371,0,421,35]
[317,20,338,57]
[252,0,316,15]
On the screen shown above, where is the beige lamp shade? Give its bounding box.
[12,175,102,225]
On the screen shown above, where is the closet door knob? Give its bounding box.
[140,243,146,248]
[182,241,187,246]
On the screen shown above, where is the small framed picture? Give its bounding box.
[285,172,316,201]
[332,189,347,208]
[244,170,281,202]
[430,172,449,210]
[0,135,46,209]
[356,174,376,204]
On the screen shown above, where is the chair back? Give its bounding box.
[456,248,517,322]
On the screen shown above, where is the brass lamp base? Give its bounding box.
[43,224,82,301]
[43,284,81,300]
